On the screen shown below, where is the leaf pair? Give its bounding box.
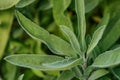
[4,54,82,71]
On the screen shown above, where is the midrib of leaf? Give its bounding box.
[75,0,86,52]
[43,58,83,70]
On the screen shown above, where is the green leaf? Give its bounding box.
[32,69,45,78]
[98,76,111,80]
[92,47,120,68]
[88,69,109,80]
[85,0,99,13]
[38,0,52,11]
[60,25,81,55]
[57,70,75,80]
[15,10,77,57]
[52,0,73,30]
[75,0,86,52]
[97,13,110,28]
[0,0,20,10]
[1,62,17,80]
[0,10,14,59]
[87,25,106,56]
[111,67,120,80]
[100,19,120,51]
[18,74,24,80]
[72,67,82,79]
[4,54,64,71]
[84,66,94,78]
[16,0,35,8]
[43,58,83,70]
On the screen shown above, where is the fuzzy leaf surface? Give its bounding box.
[92,47,120,68]
[75,0,86,52]
[15,11,76,56]
[4,54,64,71]
[16,0,35,8]
[60,25,81,54]
[87,25,106,56]
[0,0,19,10]
[43,58,83,70]
[88,69,109,80]
[57,70,75,80]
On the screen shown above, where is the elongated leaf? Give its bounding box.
[60,25,81,54]
[16,0,35,8]
[4,54,64,71]
[112,67,120,80]
[0,10,14,59]
[15,11,76,57]
[97,13,110,28]
[52,0,73,30]
[84,66,94,78]
[43,58,83,70]
[32,69,45,78]
[87,25,106,56]
[18,74,24,80]
[2,62,17,80]
[85,0,99,13]
[0,0,19,10]
[92,13,110,57]
[100,19,120,51]
[39,0,52,11]
[98,76,111,80]
[88,69,109,80]
[57,70,75,80]
[72,67,82,79]
[92,47,120,68]
[75,0,86,52]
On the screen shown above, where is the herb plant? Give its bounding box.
[0,0,120,80]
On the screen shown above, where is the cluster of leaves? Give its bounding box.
[0,0,120,80]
